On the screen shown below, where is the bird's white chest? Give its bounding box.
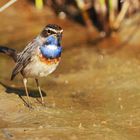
[23,55,60,78]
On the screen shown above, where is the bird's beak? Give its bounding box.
[57,33,62,40]
[56,33,62,46]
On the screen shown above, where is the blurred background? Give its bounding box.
[1,0,140,45]
[0,0,140,140]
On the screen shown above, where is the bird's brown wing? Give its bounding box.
[11,40,39,80]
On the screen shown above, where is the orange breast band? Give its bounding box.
[38,54,60,65]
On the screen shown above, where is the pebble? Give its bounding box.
[118,97,122,101]
[120,105,123,110]
[78,123,84,129]
[64,80,69,84]
[38,125,43,129]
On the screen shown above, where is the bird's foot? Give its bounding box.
[36,98,46,106]
[24,99,34,109]
[26,103,34,109]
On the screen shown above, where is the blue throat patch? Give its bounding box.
[40,36,62,59]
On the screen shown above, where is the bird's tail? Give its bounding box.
[0,46,17,62]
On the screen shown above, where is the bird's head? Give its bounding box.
[39,24,63,59]
[40,24,63,46]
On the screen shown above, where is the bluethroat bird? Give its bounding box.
[0,24,63,107]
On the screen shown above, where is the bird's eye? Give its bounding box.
[47,29,51,34]
[47,29,56,35]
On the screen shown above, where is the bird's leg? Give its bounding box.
[35,79,45,104]
[23,78,31,107]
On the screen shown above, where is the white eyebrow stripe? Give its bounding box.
[45,28,63,33]
[45,28,57,33]
[60,30,63,33]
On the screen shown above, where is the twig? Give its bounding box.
[0,0,17,12]
[113,1,130,29]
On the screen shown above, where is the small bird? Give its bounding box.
[0,24,63,107]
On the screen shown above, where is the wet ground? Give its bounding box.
[0,2,140,140]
